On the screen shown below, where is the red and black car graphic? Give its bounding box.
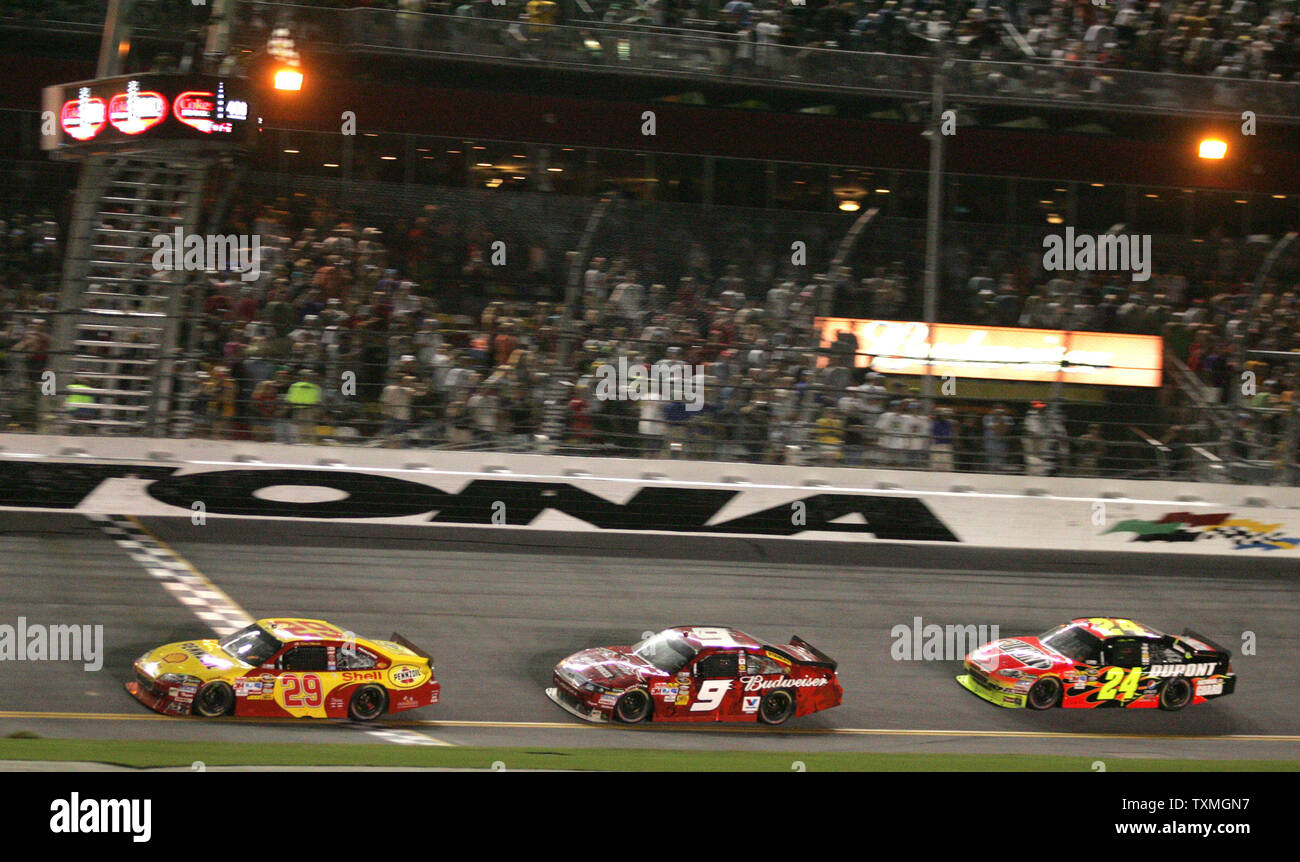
[547,625,842,725]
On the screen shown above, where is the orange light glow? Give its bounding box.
[273,69,303,91]
[1198,139,1227,159]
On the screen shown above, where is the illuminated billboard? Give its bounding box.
[816,318,1163,387]
[42,74,255,154]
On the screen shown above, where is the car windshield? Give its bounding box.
[1038,624,1103,663]
[631,631,697,674]
[218,624,283,666]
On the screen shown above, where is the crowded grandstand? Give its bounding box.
[1,0,1298,484]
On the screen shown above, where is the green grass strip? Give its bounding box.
[1,737,1297,771]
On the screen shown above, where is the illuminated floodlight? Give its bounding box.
[273,69,303,91]
[1198,139,1227,159]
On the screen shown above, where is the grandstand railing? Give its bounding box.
[5,331,1297,485]
[222,2,1300,122]
[7,1,1298,120]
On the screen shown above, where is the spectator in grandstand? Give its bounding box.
[64,376,96,430]
[983,403,1014,473]
[286,368,323,444]
[208,365,239,440]
[814,404,845,465]
[380,374,419,445]
[1077,422,1107,477]
[930,406,956,471]
[1023,400,1071,476]
[875,398,907,467]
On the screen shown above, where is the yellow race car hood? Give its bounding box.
[135,639,249,681]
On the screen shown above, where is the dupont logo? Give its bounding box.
[1148,663,1218,678]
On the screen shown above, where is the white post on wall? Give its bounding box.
[921,36,946,415]
[97,0,136,78]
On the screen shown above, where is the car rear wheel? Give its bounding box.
[193,681,235,717]
[348,685,388,722]
[758,690,796,726]
[1158,677,1193,711]
[614,689,651,723]
[1026,677,1061,710]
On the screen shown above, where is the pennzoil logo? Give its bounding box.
[389,665,423,688]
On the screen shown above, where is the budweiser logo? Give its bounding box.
[740,675,829,692]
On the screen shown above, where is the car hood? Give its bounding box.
[136,639,247,681]
[557,646,666,690]
[967,636,1064,673]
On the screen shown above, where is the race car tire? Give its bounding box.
[193,681,236,717]
[1158,677,1193,712]
[1026,677,1062,710]
[614,689,651,723]
[758,689,796,726]
[348,685,389,722]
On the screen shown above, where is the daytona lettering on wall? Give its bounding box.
[0,462,960,542]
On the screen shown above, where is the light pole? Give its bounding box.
[921,32,947,415]
[97,0,135,78]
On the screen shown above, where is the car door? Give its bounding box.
[275,643,331,717]
[1094,636,1149,705]
[687,649,743,720]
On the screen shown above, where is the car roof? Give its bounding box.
[258,618,351,643]
[667,626,765,651]
[1069,617,1166,640]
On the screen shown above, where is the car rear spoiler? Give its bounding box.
[1181,629,1231,659]
[390,632,434,666]
[772,636,838,671]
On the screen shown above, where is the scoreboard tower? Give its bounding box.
[41,0,257,435]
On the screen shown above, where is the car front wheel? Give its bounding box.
[1026,677,1061,710]
[1158,677,1193,711]
[614,689,651,723]
[193,681,235,717]
[348,685,389,721]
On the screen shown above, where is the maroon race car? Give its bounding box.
[547,625,843,725]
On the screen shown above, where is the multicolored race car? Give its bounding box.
[547,625,843,725]
[127,618,440,721]
[957,616,1236,711]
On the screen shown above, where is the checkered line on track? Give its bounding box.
[87,513,253,636]
[357,727,450,746]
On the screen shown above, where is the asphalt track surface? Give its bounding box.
[1,511,1298,762]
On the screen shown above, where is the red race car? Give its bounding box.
[957,616,1236,711]
[547,625,842,725]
